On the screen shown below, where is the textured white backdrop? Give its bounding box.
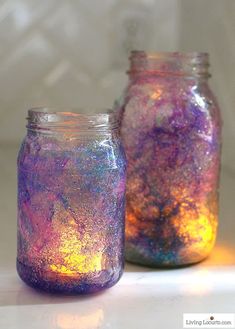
[0,0,234,171]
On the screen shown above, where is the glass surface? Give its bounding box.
[17,109,126,293]
[116,52,222,267]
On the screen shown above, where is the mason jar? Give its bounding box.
[116,51,222,267]
[17,108,126,293]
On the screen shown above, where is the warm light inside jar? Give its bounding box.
[48,220,103,275]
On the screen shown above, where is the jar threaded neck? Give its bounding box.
[128,51,210,79]
[27,108,118,135]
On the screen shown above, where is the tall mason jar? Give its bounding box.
[116,52,222,267]
[17,109,126,294]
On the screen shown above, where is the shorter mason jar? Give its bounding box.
[17,108,126,294]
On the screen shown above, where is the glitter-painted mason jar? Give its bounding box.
[17,108,126,293]
[116,51,221,267]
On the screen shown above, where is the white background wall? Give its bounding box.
[0,0,234,171]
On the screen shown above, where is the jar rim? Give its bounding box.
[28,107,112,119]
[130,51,209,59]
[27,108,118,134]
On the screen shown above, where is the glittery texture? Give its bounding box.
[117,52,221,267]
[17,111,126,294]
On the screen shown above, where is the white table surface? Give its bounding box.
[0,145,235,329]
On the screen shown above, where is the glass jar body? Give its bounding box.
[17,116,126,293]
[117,73,221,267]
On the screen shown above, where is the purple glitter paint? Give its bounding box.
[116,52,222,267]
[17,109,126,294]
